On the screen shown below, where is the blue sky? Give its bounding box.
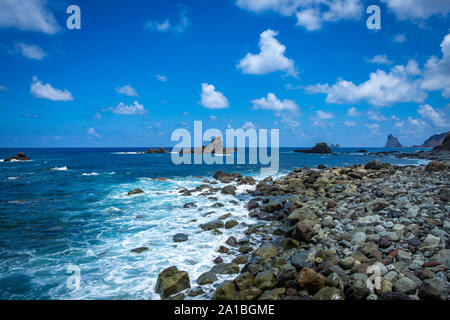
[0,0,449,147]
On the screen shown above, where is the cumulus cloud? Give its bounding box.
[393,33,406,43]
[0,0,60,34]
[16,42,46,60]
[30,76,73,101]
[87,127,100,139]
[367,110,389,121]
[421,32,450,98]
[237,29,297,76]
[408,116,427,129]
[242,121,256,129]
[251,93,299,112]
[316,110,334,119]
[109,101,146,115]
[236,0,363,30]
[347,107,361,116]
[367,54,393,65]
[365,123,380,135]
[116,85,138,97]
[144,8,190,33]
[380,0,450,20]
[417,104,448,128]
[156,74,168,82]
[344,120,357,127]
[199,83,229,109]
[305,60,426,107]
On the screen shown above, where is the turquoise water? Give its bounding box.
[0,148,426,299]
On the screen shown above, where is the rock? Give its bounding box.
[218,245,229,253]
[225,220,238,229]
[234,272,255,291]
[222,185,237,195]
[279,238,299,250]
[422,234,441,248]
[258,288,284,300]
[173,233,188,242]
[155,266,190,299]
[294,142,332,154]
[187,287,204,297]
[366,198,390,213]
[317,164,327,169]
[365,160,382,170]
[196,272,218,285]
[183,202,197,208]
[425,161,448,172]
[385,134,402,148]
[396,250,412,262]
[233,255,249,265]
[255,270,276,290]
[393,277,417,295]
[143,147,168,154]
[419,278,447,300]
[213,281,235,300]
[247,200,259,210]
[351,232,367,246]
[314,287,345,300]
[297,268,326,294]
[213,257,223,264]
[260,201,283,213]
[131,247,148,253]
[3,152,30,162]
[214,171,234,183]
[238,245,253,254]
[226,236,238,246]
[375,279,393,295]
[211,263,240,275]
[128,188,144,196]
[345,273,370,300]
[378,292,412,300]
[252,243,278,259]
[236,287,262,300]
[433,133,450,151]
[289,220,316,243]
[291,250,314,270]
[200,219,224,231]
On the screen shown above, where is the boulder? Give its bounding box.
[222,185,237,195]
[213,281,236,300]
[200,219,224,231]
[294,142,332,154]
[211,263,240,275]
[297,268,326,294]
[3,152,30,162]
[364,160,382,170]
[131,247,148,253]
[155,266,190,299]
[289,220,316,243]
[252,243,278,259]
[196,272,218,285]
[128,188,144,196]
[425,161,448,172]
[314,287,345,300]
[419,278,447,300]
[173,233,188,242]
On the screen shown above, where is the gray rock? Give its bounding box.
[393,277,417,295]
[196,271,218,285]
[419,277,447,300]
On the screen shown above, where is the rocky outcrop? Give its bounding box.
[4,152,30,162]
[294,142,332,154]
[180,136,236,154]
[155,266,190,299]
[434,133,450,151]
[417,131,450,148]
[385,134,402,148]
[128,188,144,196]
[140,147,168,154]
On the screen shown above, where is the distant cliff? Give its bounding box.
[416,131,450,148]
[385,134,402,148]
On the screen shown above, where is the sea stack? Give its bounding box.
[385,134,402,148]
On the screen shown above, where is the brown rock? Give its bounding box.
[297,268,326,294]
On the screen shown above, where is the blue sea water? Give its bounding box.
[0,147,428,299]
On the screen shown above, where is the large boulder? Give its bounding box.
[419,278,447,300]
[155,266,190,299]
[200,219,224,231]
[289,220,316,243]
[213,281,236,300]
[297,268,326,294]
[128,188,144,196]
[365,160,382,170]
[211,263,240,275]
[196,272,218,285]
[221,185,237,195]
[425,161,448,172]
[252,243,278,259]
[4,152,30,162]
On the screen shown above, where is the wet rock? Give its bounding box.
[314,287,345,300]
[233,255,249,265]
[234,272,255,291]
[291,250,314,270]
[211,263,240,275]
[196,272,218,285]
[183,202,197,208]
[297,268,326,294]
[128,188,144,196]
[247,200,259,210]
[218,245,229,253]
[213,281,235,300]
[236,287,262,300]
[173,233,188,243]
[289,220,316,243]
[345,273,370,300]
[131,247,148,253]
[225,220,238,229]
[213,257,223,264]
[187,287,204,297]
[365,160,382,170]
[155,266,190,299]
[4,152,30,162]
[252,243,278,259]
[222,185,237,195]
[226,236,238,246]
[255,270,276,290]
[238,245,253,254]
[279,238,299,250]
[200,219,224,231]
[419,278,447,300]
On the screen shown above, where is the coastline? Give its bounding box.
[157,155,449,300]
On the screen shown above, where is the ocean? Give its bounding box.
[0,147,428,299]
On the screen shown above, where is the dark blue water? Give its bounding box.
[0,148,427,299]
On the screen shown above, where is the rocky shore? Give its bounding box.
[155,158,449,300]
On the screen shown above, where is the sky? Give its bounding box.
[0,0,449,148]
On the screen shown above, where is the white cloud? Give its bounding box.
[116,85,138,97]
[421,32,450,98]
[417,104,448,128]
[156,74,168,82]
[344,120,357,127]
[305,60,426,107]
[367,110,389,121]
[0,0,60,34]
[144,9,190,33]
[393,33,406,43]
[109,101,146,115]
[209,115,217,121]
[365,123,380,135]
[16,42,46,60]
[367,54,393,65]
[381,0,450,20]
[199,83,229,109]
[30,76,73,101]
[87,127,100,139]
[316,110,334,119]
[236,0,363,30]
[408,116,426,129]
[242,121,256,129]
[347,107,361,116]
[237,29,297,76]
[251,93,299,112]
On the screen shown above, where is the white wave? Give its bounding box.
[50,166,68,171]
[111,152,140,155]
[7,177,19,180]
[82,172,99,176]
